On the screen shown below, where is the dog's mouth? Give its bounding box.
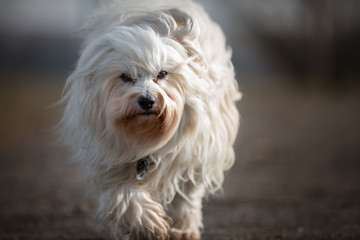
[125,111,158,120]
[139,111,157,117]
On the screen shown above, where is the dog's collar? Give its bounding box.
[136,156,149,181]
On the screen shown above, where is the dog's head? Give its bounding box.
[104,25,187,147]
[64,10,207,151]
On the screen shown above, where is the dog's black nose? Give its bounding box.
[137,95,155,110]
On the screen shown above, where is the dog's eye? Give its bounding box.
[157,71,168,80]
[120,73,133,83]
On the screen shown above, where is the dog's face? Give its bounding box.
[65,12,207,153]
[87,26,194,148]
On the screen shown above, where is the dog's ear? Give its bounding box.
[166,8,206,73]
[167,8,198,42]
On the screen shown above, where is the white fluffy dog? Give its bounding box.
[60,0,240,239]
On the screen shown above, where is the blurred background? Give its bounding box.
[1,0,360,239]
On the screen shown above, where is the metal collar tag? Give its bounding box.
[136,157,149,180]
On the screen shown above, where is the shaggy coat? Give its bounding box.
[60,0,240,239]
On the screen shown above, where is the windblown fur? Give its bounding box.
[60,0,240,239]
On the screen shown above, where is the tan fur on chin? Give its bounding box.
[60,0,240,239]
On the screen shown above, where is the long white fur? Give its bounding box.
[60,0,240,239]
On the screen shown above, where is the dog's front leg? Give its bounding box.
[169,183,205,240]
[98,184,170,240]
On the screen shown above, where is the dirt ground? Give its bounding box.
[1,73,360,239]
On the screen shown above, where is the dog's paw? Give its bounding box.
[130,220,170,240]
[129,200,171,240]
[170,227,201,240]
